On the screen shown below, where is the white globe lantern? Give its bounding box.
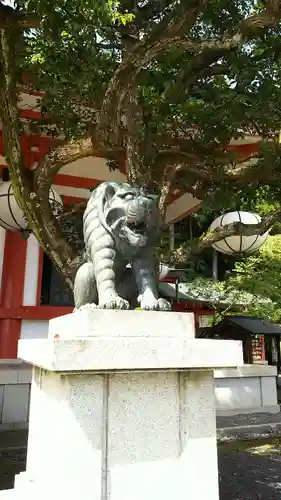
[0,181,63,231]
[209,211,268,255]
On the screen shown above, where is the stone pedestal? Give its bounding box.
[11,310,242,500]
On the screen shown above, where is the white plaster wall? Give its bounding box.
[20,320,49,340]
[53,184,92,200]
[215,376,262,410]
[165,192,200,223]
[0,363,31,429]
[261,376,278,407]
[60,156,126,181]
[0,93,41,120]
[0,157,200,223]
[59,156,200,223]
[214,366,279,414]
[23,235,40,306]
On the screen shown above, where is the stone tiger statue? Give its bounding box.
[73,181,171,311]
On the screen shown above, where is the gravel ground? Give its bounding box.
[219,438,281,500]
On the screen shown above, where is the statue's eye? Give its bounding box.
[125,194,134,200]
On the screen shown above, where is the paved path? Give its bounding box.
[217,410,281,429]
[219,439,281,500]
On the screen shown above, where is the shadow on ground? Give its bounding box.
[0,431,27,491]
[219,438,281,500]
[1,431,281,499]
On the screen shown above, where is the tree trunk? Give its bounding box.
[0,24,81,289]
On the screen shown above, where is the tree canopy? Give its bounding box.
[169,195,281,322]
[227,234,281,319]
[2,0,281,286]
[190,234,281,323]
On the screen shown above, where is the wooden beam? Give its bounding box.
[0,306,73,320]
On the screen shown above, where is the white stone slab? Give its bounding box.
[14,368,220,500]
[106,371,219,500]
[18,337,243,372]
[48,309,195,339]
[214,364,277,378]
[18,308,243,372]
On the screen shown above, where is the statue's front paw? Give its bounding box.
[99,293,129,310]
[139,297,171,311]
[73,303,97,313]
[157,298,171,311]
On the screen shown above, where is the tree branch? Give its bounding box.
[97,0,207,146]
[123,90,146,185]
[155,142,281,188]
[163,56,231,103]
[98,1,281,148]
[34,137,95,196]
[212,156,281,185]
[170,209,281,264]
[58,200,87,218]
[0,3,40,29]
[0,23,80,287]
[156,150,211,179]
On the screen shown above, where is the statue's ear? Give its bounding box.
[104,183,116,202]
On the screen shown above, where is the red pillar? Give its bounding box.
[0,232,27,358]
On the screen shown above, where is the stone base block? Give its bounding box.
[1,311,244,500]
[17,369,219,500]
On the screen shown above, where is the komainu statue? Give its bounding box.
[74,181,171,311]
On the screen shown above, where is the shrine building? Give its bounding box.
[0,86,278,428]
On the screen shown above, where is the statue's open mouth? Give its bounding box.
[126,220,146,235]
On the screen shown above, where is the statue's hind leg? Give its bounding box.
[73,262,98,310]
